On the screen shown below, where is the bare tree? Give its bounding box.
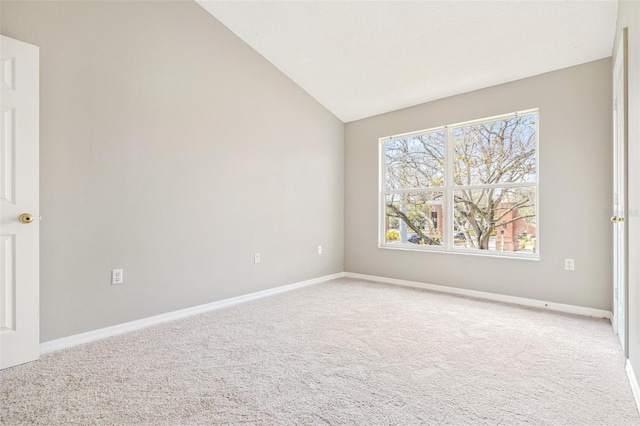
[386,193,441,245]
[385,131,445,245]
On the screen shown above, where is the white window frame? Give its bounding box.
[379,108,540,259]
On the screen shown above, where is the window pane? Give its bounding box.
[385,131,445,190]
[453,114,536,186]
[453,187,536,253]
[384,192,444,246]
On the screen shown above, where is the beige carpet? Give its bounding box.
[1,278,639,425]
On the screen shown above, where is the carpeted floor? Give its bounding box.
[1,278,639,425]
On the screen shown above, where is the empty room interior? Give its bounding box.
[2,0,640,424]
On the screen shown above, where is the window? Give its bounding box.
[380,109,538,258]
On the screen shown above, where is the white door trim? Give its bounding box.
[626,359,640,414]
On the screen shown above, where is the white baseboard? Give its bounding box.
[626,359,640,414]
[344,272,612,319]
[40,270,612,355]
[40,272,345,355]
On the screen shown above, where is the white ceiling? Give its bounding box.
[197,1,619,123]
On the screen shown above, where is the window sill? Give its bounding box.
[378,244,540,260]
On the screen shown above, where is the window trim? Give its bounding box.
[378,108,540,259]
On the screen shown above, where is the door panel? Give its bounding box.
[0,35,39,369]
[612,28,627,354]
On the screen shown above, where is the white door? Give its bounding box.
[612,29,627,353]
[0,35,39,369]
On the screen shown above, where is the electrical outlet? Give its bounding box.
[564,259,575,271]
[112,269,123,285]
[254,253,261,264]
[317,245,323,255]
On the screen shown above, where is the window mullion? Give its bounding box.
[379,139,386,247]
[453,182,536,191]
[445,126,453,250]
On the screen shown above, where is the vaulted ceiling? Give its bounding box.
[198,1,618,122]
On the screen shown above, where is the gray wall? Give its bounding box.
[616,0,640,373]
[0,0,344,342]
[345,59,612,311]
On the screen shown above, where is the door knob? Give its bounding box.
[18,213,34,224]
[611,216,625,223]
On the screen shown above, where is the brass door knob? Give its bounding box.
[611,216,625,223]
[19,213,34,224]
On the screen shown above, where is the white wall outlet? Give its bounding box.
[112,269,123,285]
[317,245,323,255]
[254,253,261,264]
[564,259,575,271]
